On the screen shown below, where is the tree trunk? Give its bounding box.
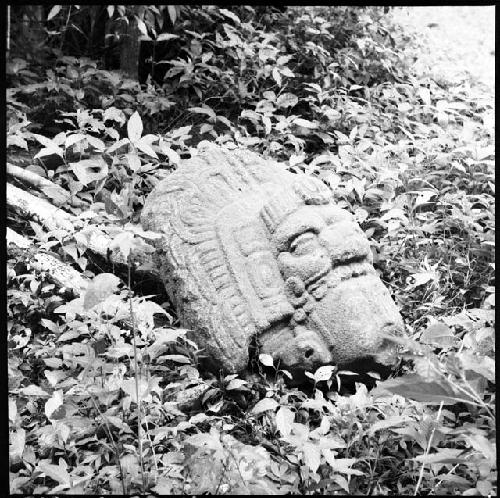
[119,16,141,80]
[88,5,107,59]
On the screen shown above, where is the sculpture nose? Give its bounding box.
[299,340,332,366]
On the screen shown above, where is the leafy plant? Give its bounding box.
[8,5,495,496]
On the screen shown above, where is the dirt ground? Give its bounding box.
[392,6,495,93]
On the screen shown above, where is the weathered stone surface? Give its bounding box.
[141,142,404,373]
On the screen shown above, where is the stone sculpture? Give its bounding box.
[141,142,404,374]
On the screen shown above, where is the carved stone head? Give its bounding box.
[141,142,404,374]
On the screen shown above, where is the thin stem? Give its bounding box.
[60,6,72,52]
[128,261,146,492]
[414,401,444,495]
[88,391,127,494]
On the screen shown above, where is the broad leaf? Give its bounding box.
[313,365,336,382]
[47,5,62,21]
[38,459,71,486]
[226,378,247,390]
[19,385,49,396]
[276,406,295,437]
[293,118,317,129]
[219,8,241,24]
[302,442,321,473]
[70,157,108,186]
[45,390,64,420]
[259,353,274,367]
[109,231,136,260]
[252,398,279,414]
[83,273,121,310]
[127,111,143,143]
[374,374,466,405]
[156,33,179,42]
[413,448,464,464]
[420,322,455,347]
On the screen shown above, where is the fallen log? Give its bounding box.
[7,227,88,295]
[8,182,75,232]
[7,182,158,273]
[7,162,84,207]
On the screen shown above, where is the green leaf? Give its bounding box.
[38,459,71,486]
[280,67,295,78]
[259,353,274,367]
[9,428,26,463]
[413,448,464,464]
[406,271,438,289]
[313,365,336,382]
[277,93,298,108]
[45,390,64,420]
[272,67,282,86]
[107,137,130,154]
[373,374,463,405]
[302,442,321,473]
[109,231,136,260]
[458,351,495,382]
[136,136,158,158]
[252,397,279,414]
[121,376,161,403]
[136,18,149,38]
[322,454,363,476]
[163,354,191,364]
[83,273,121,310]
[466,434,496,463]
[276,406,295,437]
[293,118,317,129]
[398,102,412,113]
[167,5,178,25]
[189,106,217,119]
[9,398,17,424]
[135,300,168,328]
[127,111,143,143]
[44,370,67,387]
[152,476,175,495]
[34,145,64,159]
[86,135,105,152]
[368,416,413,436]
[126,153,142,172]
[259,46,277,62]
[47,5,62,21]
[19,385,49,396]
[419,87,431,105]
[219,8,241,24]
[8,134,28,149]
[226,378,247,390]
[156,33,179,42]
[70,157,108,186]
[420,322,455,347]
[32,133,57,149]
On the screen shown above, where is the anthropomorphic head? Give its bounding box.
[141,142,404,374]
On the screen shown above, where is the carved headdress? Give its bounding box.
[142,142,335,370]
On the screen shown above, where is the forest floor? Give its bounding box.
[7,6,495,495]
[393,6,495,93]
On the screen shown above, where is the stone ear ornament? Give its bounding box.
[141,143,404,374]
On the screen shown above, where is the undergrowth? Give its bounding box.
[7,6,495,495]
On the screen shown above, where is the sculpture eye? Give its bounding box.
[290,231,317,255]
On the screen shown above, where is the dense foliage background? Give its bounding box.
[7,5,495,495]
